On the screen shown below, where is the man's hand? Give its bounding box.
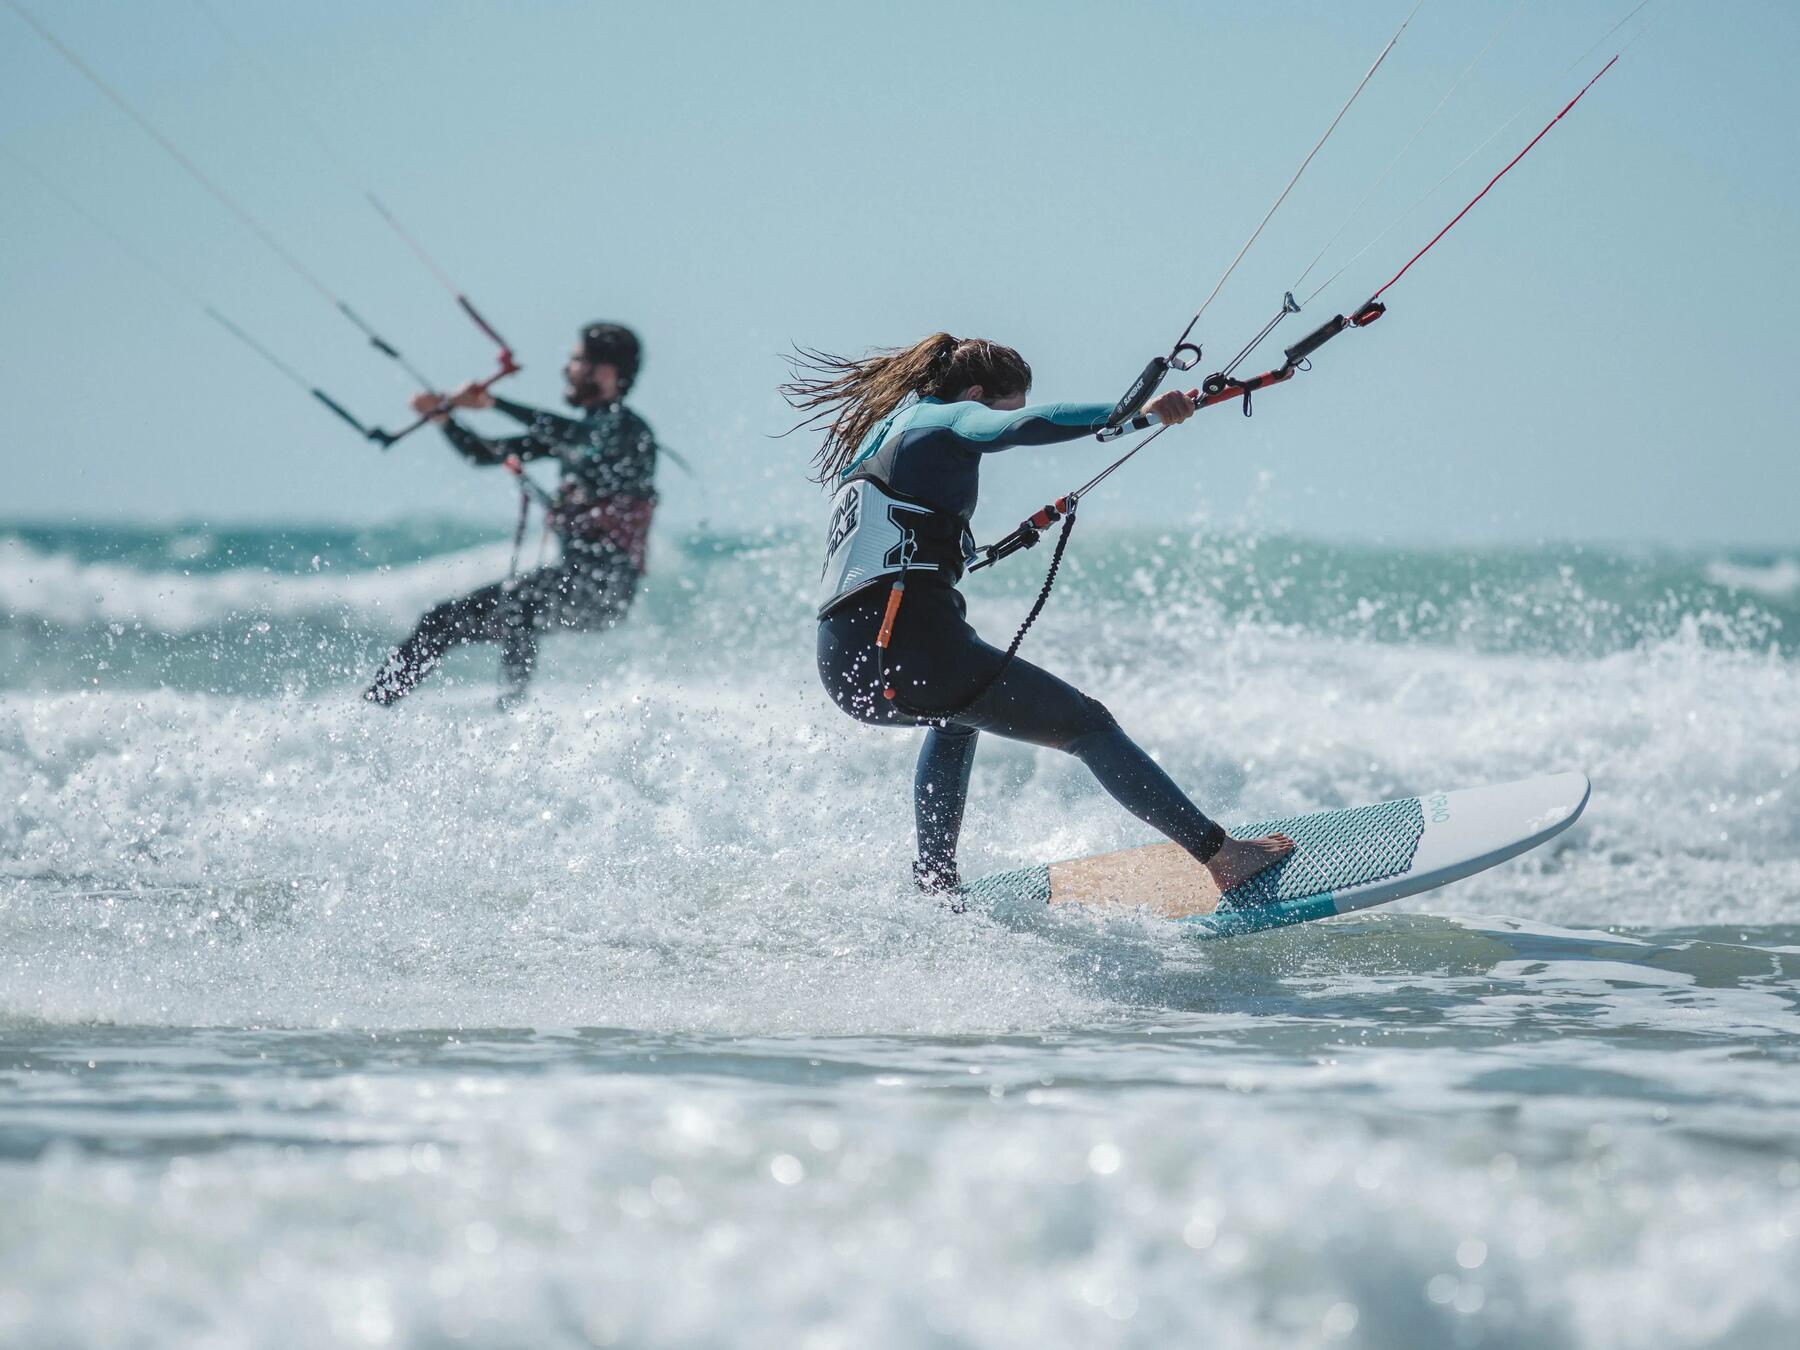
[409,381,496,421]
[409,390,450,420]
[445,380,496,411]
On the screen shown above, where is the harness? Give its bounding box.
[817,476,974,618]
[547,487,656,572]
[500,459,657,579]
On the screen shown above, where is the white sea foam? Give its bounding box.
[1707,556,1800,600]
[2,593,1794,1031]
[0,535,515,633]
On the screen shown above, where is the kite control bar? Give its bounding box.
[366,347,523,449]
[1102,341,1203,431]
[1096,300,1385,442]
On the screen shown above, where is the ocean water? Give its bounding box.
[1,518,1797,1348]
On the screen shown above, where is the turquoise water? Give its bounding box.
[2,519,1797,1347]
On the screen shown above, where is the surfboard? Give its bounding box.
[962,771,1591,938]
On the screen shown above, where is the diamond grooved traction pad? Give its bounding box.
[962,797,1426,916]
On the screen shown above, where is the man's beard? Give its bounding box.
[564,376,601,409]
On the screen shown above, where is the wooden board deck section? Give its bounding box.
[1047,842,1227,919]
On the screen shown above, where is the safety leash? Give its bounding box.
[878,500,1079,723]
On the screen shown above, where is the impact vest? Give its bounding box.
[818,475,974,618]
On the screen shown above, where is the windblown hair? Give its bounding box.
[781,333,1032,483]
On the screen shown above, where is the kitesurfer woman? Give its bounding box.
[789,333,1293,898]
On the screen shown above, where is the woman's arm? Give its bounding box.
[941,400,1118,453]
[945,389,1198,453]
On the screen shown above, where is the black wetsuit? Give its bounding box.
[814,396,1226,886]
[366,396,657,705]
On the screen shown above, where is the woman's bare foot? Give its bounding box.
[1205,833,1297,895]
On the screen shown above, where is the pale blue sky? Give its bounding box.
[1,0,1794,546]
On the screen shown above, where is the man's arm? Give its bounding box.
[410,383,559,465]
[492,396,589,441]
[438,417,557,466]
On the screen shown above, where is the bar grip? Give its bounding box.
[1096,411,1157,443]
[1282,314,1349,367]
[1105,356,1169,429]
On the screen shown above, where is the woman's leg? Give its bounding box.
[914,724,978,890]
[955,656,1228,863]
[818,587,1291,889]
[957,655,1294,887]
[820,599,970,893]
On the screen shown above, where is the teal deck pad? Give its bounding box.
[1217,796,1425,910]
[961,797,1426,926]
[960,864,1052,912]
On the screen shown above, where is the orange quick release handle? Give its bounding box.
[878,579,907,700]
[877,579,905,650]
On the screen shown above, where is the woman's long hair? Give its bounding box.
[781,333,1032,483]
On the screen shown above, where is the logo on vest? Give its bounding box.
[823,486,861,574]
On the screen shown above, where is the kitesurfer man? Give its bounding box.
[788,333,1293,898]
[364,322,656,709]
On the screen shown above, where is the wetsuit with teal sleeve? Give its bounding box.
[820,397,1116,617]
[844,396,1114,518]
[814,395,1228,891]
[365,397,658,708]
